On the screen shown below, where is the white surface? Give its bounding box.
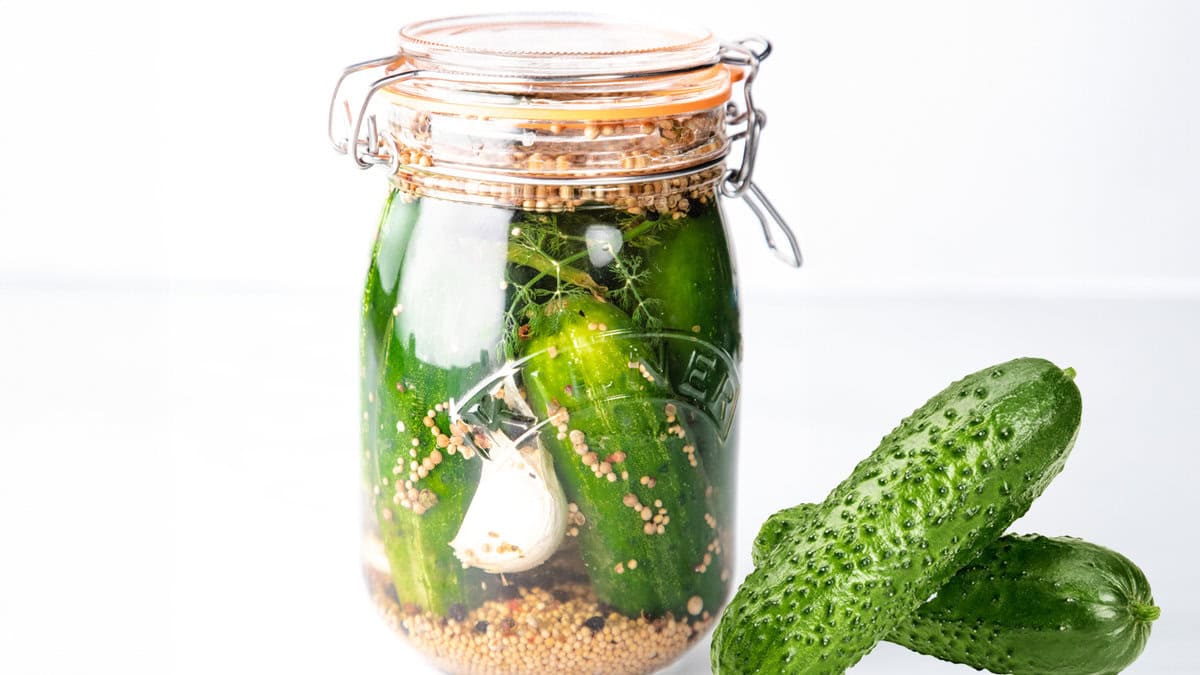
[1,0,1199,673]
[3,289,1197,673]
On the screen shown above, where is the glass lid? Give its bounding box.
[397,12,722,77]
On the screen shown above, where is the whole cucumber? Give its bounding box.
[639,205,741,531]
[756,508,1159,674]
[711,358,1082,674]
[520,295,727,619]
[361,193,491,615]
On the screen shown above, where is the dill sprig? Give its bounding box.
[502,211,669,359]
[606,252,663,334]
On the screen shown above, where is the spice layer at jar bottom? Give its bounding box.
[366,546,715,675]
[360,189,742,675]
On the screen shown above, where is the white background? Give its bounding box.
[1,1,1197,673]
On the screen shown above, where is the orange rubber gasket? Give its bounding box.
[379,64,743,122]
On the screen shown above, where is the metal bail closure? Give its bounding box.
[327,54,422,170]
[719,38,803,268]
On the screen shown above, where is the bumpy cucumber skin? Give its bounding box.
[892,534,1157,675]
[752,504,814,568]
[756,511,1158,674]
[521,295,727,619]
[362,193,488,614]
[711,358,1082,674]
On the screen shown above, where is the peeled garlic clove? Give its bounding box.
[450,437,567,573]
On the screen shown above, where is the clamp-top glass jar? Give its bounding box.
[330,13,799,674]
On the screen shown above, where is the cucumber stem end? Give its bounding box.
[1131,602,1161,623]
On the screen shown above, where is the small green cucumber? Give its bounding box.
[895,533,1158,674]
[361,193,490,615]
[711,358,1082,674]
[521,295,726,619]
[639,205,741,366]
[640,206,741,529]
[756,508,1159,674]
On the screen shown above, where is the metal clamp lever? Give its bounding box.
[744,182,803,267]
[720,38,803,268]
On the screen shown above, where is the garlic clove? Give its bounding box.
[449,434,567,574]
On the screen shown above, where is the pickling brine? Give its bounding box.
[360,191,739,673]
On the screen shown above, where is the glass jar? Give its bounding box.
[329,13,800,675]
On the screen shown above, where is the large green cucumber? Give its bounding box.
[520,295,726,619]
[711,358,1083,674]
[756,508,1158,674]
[361,193,491,615]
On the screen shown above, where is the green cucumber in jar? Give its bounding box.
[362,192,490,615]
[519,295,726,619]
[639,202,740,366]
[755,508,1159,674]
[711,357,1083,674]
[639,203,741,530]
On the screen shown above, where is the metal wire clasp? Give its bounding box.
[327,55,423,169]
[719,38,803,268]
